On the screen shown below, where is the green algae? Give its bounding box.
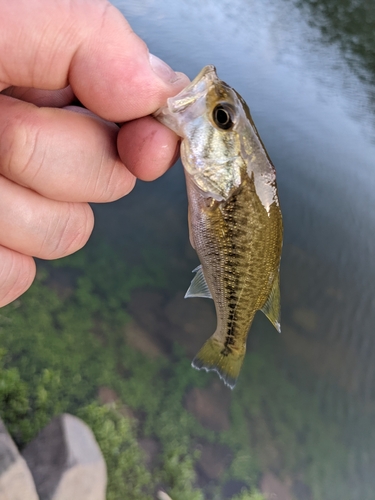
[0,240,354,499]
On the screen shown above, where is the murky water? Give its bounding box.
[91,0,375,497]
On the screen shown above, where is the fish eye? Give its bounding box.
[213,104,234,130]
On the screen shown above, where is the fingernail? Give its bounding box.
[149,53,181,84]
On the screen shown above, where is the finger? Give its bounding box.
[0,176,94,260]
[0,246,35,308]
[1,85,75,107]
[0,96,136,202]
[117,116,180,181]
[0,0,190,121]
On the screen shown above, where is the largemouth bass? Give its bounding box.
[154,66,283,389]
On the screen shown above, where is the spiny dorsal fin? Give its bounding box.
[261,271,281,333]
[184,265,212,299]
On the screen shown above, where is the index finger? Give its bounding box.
[0,0,189,121]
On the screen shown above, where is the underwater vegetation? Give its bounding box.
[0,240,362,499]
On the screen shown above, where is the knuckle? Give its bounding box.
[98,163,136,202]
[42,203,94,259]
[0,108,41,181]
[0,249,35,307]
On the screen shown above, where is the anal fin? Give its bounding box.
[184,265,212,299]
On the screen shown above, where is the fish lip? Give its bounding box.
[183,65,217,90]
[153,65,219,135]
[168,65,217,113]
[154,65,218,118]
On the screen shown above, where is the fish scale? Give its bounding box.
[190,175,281,349]
[154,65,283,388]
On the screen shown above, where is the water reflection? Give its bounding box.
[293,0,375,86]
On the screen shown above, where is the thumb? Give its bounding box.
[0,0,189,121]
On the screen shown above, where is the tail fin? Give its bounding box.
[191,336,246,389]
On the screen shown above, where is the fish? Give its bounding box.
[153,65,283,389]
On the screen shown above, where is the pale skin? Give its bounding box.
[0,0,190,307]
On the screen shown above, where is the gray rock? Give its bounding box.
[0,418,39,500]
[22,414,106,500]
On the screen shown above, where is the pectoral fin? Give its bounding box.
[261,272,281,333]
[184,265,212,299]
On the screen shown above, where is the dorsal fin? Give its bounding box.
[184,265,212,299]
[261,271,281,332]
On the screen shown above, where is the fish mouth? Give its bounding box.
[167,65,217,113]
[153,65,218,134]
[177,65,217,91]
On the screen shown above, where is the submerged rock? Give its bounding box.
[124,320,165,359]
[221,479,249,499]
[0,418,39,500]
[22,414,106,500]
[260,472,293,500]
[97,386,119,406]
[138,437,161,470]
[184,380,232,432]
[196,442,232,480]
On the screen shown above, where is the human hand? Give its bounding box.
[0,0,189,307]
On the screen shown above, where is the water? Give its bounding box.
[99,0,375,497]
[105,4,375,375]
[3,0,375,499]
